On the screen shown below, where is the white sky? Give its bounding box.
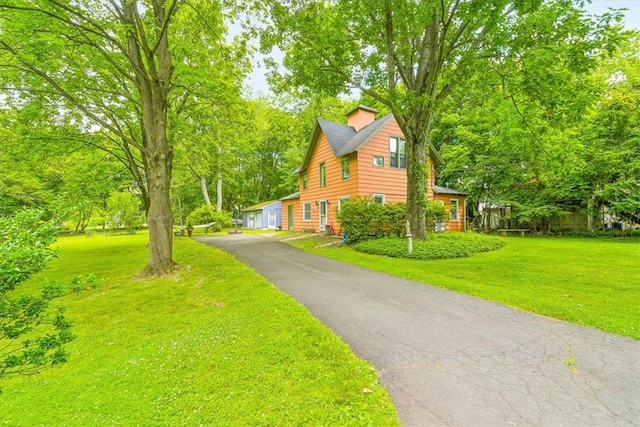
[244,1,640,96]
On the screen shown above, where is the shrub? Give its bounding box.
[378,202,407,237]
[337,198,405,244]
[0,209,101,389]
[544,229,640,238]
[186,206,232,232]
[425,201,447,231]
[337,199,450,244]
[355,232,505,260]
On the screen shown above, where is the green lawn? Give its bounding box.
[289,236,640,340]
[2,233,398,426]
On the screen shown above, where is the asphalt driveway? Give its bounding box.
[197,234,640,426]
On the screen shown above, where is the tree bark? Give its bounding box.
[121,0,177,276]
[216,144,223,212]
[405,135,428,239]
[144,147,175,275]
[216,172,223,212]
[200,175,212,206]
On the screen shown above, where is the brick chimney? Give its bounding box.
[346,105,378,132]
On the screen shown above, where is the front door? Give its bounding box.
[268,211,277,229]
[288,205,293,230]
[319,200,328,232]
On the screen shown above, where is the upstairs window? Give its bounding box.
[302,173,308,189]
[389,136,406,169]
[319,163,326,187]
[341,158,350,180]
[373,155,384,167]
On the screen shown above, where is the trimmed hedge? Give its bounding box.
[355,232,505,260]
[337,198,447,244]
[544,229,640,238]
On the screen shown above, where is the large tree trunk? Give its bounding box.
[395,104,436,240]
[406,136,428,239]
[144,145,175,276]
[123,0,176,276]
[140,78,174,276]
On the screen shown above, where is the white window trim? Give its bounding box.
[319,199,328,231]
[341,158,350,180]
[303,202,312,222]
[450,199,459,221]
[372,193,385,204]
[389,136,406,169]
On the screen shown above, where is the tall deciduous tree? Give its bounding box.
[0,0,177,274]
[261,0,621,238]
[575,38,640,226]
[0,0,242,275]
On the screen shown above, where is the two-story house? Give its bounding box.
[281,105,466,233]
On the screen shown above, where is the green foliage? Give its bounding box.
[545,229,640,238]
[336,198,376,243]
[106,191,143,234]
[424,201,448,231]
[0,209,101,389]
[0,0,251,274]
[2,233,398,425]
[337,198,406,244]
[512,202,569,233]
[261,0,625,237]
[186,205,232,232]
[49,152,126,232]
[378,201,407,237]
[355,233,505,260]
[0,210,58,291]
[0,127,53,216]
[434,34,639,232]
[337,199,450,244]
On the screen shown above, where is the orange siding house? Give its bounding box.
[282,105,466,233]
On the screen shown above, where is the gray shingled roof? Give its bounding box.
[317,118,355,155]
[434,185,467,196]
[336,113,394,156]
[280,192,300,201]
[296,109,445,173]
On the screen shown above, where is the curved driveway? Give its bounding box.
[197,234,640,426]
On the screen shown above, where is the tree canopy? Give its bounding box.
[0,0,249,275]
[261,0,628,237]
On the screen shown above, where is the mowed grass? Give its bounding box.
[290,236,640,340]
[2,233,398,426]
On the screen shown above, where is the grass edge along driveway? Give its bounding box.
[289,235,640,341]
[2,233,399,426]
